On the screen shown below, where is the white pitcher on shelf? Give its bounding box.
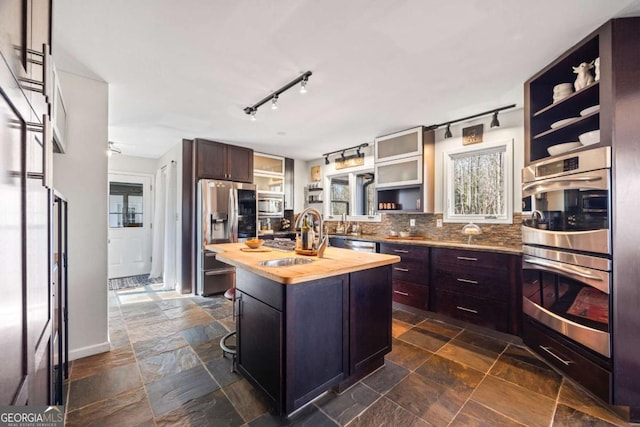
[594,57,600,81]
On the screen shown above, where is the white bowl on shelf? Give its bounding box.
[580,105,600,116]
[547,142,582,156]
[578,130,600,146]
[553,83,573,92]
[550,117,579,129]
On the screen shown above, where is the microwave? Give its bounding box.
[258,195,284,217]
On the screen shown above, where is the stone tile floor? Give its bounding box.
[63,284,633,426]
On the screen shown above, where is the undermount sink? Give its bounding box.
[259,258,314,267]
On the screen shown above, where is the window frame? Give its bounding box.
[324,169,381,222]
[443,139,513,224]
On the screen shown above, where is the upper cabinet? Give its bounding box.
[375,127,423,162]
[374,126,434,213]
[254,153,285,175]
[195,139,253,183]
[524,18,639,165]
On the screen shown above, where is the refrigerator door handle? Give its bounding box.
[228,187,238,243]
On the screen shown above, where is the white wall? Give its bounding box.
[53,71,110,360]
[108,154,157,175]
[433,108,525,213]
[156,142,183,291]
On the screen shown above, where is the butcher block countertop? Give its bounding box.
[205,243,400,285]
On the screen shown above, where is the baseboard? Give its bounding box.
[69,341,111,361]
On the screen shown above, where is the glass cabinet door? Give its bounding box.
[254,153,285,175]
[254,174,284,194]
[375,156,422,188]
[375,127,423,163]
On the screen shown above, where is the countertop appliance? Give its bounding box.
[196,180,257,296]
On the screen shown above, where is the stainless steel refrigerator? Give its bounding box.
[196,179,257,296]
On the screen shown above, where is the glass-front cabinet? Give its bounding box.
[374,156,422,188]
[254,153,285,175]
[375,127,423,163]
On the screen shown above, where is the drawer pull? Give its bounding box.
[393,290,410,296]
[393,249,409,254]
[205,252,217,257]
[394,267,409,272]
[539,346,573,366]
[456,278,478,285]
[456,256,478,261]
[456,306,478,314]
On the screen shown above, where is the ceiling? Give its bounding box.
[52,0,640,160]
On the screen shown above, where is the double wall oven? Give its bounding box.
[521,147,611,358]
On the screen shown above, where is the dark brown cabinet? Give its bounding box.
[523,17,640,421]
[379,243,429,310]
[236,265,392,416]
[431,248,521,335]
[194,138,253,183]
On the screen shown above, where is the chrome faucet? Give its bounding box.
[295,208,327,257]
[531,210,546,222]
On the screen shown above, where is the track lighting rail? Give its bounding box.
[322,143,369,165]
[426,104,516,138]
[244,71,312,118]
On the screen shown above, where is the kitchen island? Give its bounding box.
[206,243,400,416]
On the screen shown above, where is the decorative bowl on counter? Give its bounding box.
[245,238,264,249]
[388,230,398,237]
[547,141,582,156]
[399,231,411,238]
[578,130,600,146]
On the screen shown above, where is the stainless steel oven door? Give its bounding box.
[522,245,610,357]
[522,167,610,254]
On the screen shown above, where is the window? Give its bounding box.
[444,140,513,223]
[109,182,144,227]
[325,170,380,221]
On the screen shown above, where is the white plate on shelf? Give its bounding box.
[580,105,600,116]
[547,142,582,156]
[550,117,579,129]
[579,130,600,146]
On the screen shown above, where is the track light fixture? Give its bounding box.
[490,111,500,128]
[107,141,121,156]
[244,71,312,120]
[444,124,452,139]
[426,104,516,137]
[322,143,369,164]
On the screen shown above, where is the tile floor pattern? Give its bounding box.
[63,284,632,426]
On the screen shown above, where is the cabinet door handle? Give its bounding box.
[393,249,409,254]
[456,256,478,261]
[456,278,478,285]
[393,290,409,296]
[539,346,573,366]
[456,306,478,314]
[205,252,216,257]
[394,267,409,272]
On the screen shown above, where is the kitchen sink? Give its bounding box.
[259,258,313,267]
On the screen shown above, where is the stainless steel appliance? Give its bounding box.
[197,180,257,296]
[521,147,612,358]
[521,146,611,255]
[344,240,377,253]
[258,195,284,218]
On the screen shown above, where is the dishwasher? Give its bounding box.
[344,239,378,253]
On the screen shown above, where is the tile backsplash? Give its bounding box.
[325,213,522,247]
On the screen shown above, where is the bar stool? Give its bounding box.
[219,287,237,371]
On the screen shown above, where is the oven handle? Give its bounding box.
[522,175,603,193]
[523,257,602,281]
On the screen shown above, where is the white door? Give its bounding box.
[108,173,152,278]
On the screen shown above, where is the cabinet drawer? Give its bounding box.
[432,248,507,272]
[435,290,508,333]
[392,281,428,311]
[380,243,429,263]
[523,317,611,403]
[433,267,508,300]
[392,260,428,286]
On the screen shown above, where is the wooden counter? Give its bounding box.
[205,243,400,284]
